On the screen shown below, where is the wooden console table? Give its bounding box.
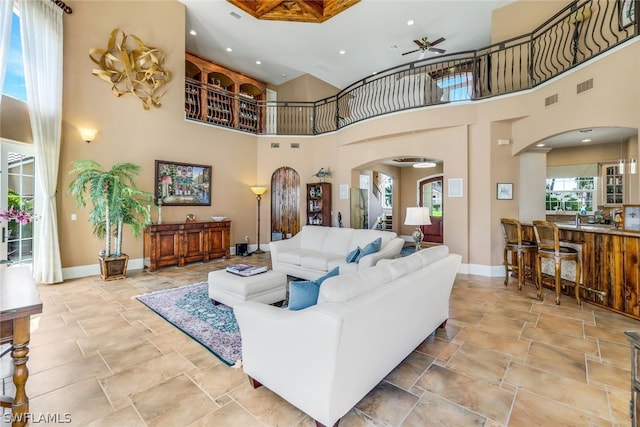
[143,220,231,271]
[0,266,42,427]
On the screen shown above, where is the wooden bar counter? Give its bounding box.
[522,222,640,320]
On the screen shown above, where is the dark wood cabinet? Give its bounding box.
[307,183,331,226]
[144,221,230,271]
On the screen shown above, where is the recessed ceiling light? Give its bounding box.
[230,11,241,19]
[582,138,591,142]
[536,143,545,147]
[189,30,197,36]
[282,73,287,78]
[372,71,378,75]
[226,47,232,52]
[339,50,346,55]
[389,45,398,50]
[256,60,261,65]
[407,20,414,26]
[413,162,436,168]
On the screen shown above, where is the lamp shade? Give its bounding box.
[404,207,432,226]
[250,185,268,196]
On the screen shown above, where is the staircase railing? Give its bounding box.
[185,0,638,136]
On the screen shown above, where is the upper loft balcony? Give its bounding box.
[184,0,638,136]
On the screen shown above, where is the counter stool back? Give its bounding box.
[532,220,581,305]
[500,218,538,291]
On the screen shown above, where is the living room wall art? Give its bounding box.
[154,160,211,206]
[90,28,172,110]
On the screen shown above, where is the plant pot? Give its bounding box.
[99,254,129,281]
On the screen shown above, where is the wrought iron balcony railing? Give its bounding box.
[185,0,638,136]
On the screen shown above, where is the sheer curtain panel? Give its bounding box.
[0,0,13,98]
[19,0,63,283]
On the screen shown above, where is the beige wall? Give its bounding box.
[2,0,640,277]
[275,74,340,102]
[57,1,259,269]
[0,95,31,142]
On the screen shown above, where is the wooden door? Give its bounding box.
[271,167,300,239]
[181,223,205,264]
[419,176,444,243]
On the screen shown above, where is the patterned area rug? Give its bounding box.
[136,282,241,366]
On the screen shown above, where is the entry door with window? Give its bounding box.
[1,140,36,265]
[419,176,443,243]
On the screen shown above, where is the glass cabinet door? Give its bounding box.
[603,163,624,206]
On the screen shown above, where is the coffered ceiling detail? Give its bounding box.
[226,0,360,23]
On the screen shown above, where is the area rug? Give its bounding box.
[136,282,241,366]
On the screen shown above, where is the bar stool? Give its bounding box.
[500,218,538,291]
[532,220,581,305]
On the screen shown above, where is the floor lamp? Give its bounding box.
[404,207,431,251]
[250,185,268,254]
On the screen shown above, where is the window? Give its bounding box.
[2,10,26,101]
[437,72,473,102]
[546,177,596,212]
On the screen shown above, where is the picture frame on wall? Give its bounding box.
[154,160,212,206]
[623,204,640,232]
[497,183,513,200]
[620,0,636,29]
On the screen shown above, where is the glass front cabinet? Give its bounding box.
[602,163,625,206]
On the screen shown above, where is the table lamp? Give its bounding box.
[404,207,431,251]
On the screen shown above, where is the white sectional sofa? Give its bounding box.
[234,245,462,427]
[269,225,405,280]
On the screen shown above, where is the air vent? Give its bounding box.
[577,78,593,94]
[230,11,241,19]
[290,143,300,148]
[271,143,280,148]
[545,94,558,106]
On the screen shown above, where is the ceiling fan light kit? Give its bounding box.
[402,36,446,58]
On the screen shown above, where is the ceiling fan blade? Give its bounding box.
[428,47,446,54]
[429,37,446,46]
[412,40,424,47]
[402,48,420,56]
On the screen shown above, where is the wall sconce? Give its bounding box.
[79,128,97,143]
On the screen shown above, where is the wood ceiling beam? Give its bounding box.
[294,0,324,20]
[255,0,283,16]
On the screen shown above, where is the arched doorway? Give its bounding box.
[270,167,300,239]
[419,175,443,243]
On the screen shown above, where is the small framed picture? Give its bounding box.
[620,0,636,29]
[497,183,513,200]
[623,204,640,232]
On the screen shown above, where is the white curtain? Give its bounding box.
[19,0,63,283]
[0,0,13,98]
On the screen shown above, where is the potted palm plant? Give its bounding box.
[68,160,152,280]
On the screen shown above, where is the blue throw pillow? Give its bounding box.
[345,247,361,263]
[317,266,339,284]
[288,280,320,311]
[288,266,339,311]
[355,237,382,262]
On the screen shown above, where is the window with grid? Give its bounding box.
[546,177,596,212]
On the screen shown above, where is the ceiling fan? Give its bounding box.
[402,36,446,59]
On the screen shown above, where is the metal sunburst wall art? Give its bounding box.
[89,28,171,110]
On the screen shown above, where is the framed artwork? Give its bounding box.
[154,160,211,206]
[623,204,640,232]
[448,178,463,198]
[620,0,636,29]
[497,183,513,200]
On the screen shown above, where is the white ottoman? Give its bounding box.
[208,269,287,307]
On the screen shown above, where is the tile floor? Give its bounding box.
[1,253,638,426]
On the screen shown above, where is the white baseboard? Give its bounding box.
[460,263,506,277]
